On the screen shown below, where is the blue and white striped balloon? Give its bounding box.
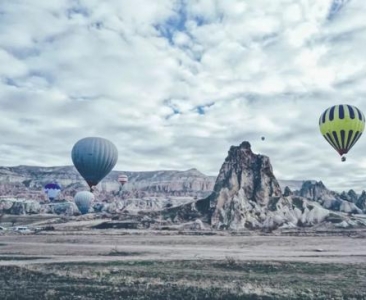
[44,183,61,201]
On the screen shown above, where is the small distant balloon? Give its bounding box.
[74,191,94,214]
[118,174,128,186]
[44,183,61,202]
[261,136,265,141]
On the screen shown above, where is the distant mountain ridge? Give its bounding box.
[0,165,356,197]
[0,164,318,197]
[0,165,216,200]
[0,144,366,230]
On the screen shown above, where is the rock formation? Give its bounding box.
[283,186,293,197]
[339,189,358,203]
[204,141,285,229]
[356,191,366,211]
[0,166,215,200]
[0,141,366,225]
[0,199,79,216]
[168,141,366,230]
[298,181,363,214]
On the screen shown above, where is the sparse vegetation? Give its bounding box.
[0,230,365,299]
[0,256,49,261]
[225,255,237,267]
[105,246,145,257]
[0,260,365,299]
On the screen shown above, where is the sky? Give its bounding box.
[0,0,366,192]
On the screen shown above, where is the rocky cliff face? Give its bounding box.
[356,191,366,211]
[1,142,366,224]
[212,141,282,206]
[0,199,79,216]
[169,141,366,230]
[340,190,358,203]
[206,141,284,229]
[0,165,214,216]
[298,181,363,214]
[0,166,215,200]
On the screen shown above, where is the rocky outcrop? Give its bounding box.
[204,141,284,229]
[0,199,79,216]
[123,168,214,196]
[169,141,366,230]
[297,181,363,214]
[356,191,366,211]
[50,202,79,216]
[298,181,336,201]
[0,141,366,227]
[340,190,358,203]
[277,179,316,193]
[0,166,215,199]
[187,142,331,229]
[283,186,293,197]
[0,199,41,215]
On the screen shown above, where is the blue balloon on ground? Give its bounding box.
[44,183,61,201]
[74,191,94,214]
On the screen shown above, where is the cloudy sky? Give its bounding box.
[1,0,365,192]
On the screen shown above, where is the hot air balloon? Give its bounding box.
[118,174,128,186]
[74,191,94,214]
[261,136,265,141]
[319,104,365,161]
[71,137,118,191]
[44,183,61,202]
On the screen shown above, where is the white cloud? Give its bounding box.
[0,0,366,192]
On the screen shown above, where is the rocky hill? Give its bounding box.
[0,164,315,200]
[164,141,366,230]
[0,166,215,200]
[0,165,215,215]
[1,141,366,231]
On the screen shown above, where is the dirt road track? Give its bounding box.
[1,232,365,265]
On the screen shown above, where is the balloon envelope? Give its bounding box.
[44,183,61,201]
[319,104,365,156]
[118,174,128,186]
[71,137,118,189]
[74,191,94,214]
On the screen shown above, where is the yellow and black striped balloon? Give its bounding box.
[319,104,365,156]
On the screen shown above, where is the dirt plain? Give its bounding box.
[0,226,365,300]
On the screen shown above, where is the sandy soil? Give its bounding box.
[0,230,365,265]
[0,230,365,299]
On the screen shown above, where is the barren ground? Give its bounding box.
[0,229,366,299]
